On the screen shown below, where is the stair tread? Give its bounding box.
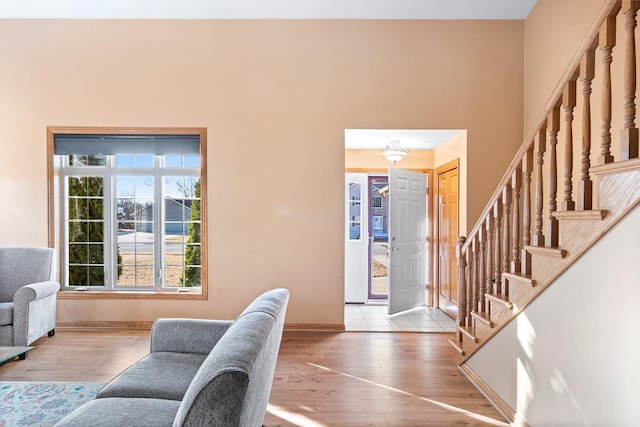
[458,325,479,343]
[552,210,607,220]
[484,293,514,309]
[448,339,466,356]
[502,272,537,286]
[524,245,567,258]
[470,311,495,328]
[590,157,640,176]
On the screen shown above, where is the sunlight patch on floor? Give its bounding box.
[307,362,509,426]
[266,403,326,427]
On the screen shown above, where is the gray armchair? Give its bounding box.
[0,247,60,358]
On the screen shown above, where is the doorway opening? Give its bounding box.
[369,175,389,300]
[345,170,429,310]
[344,170,456,332]
[344,128,465,331]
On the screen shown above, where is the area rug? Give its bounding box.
[0,381,103,426]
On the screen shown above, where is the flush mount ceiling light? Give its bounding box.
[382,140,409,164]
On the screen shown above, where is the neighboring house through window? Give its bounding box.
[48,128,206,295]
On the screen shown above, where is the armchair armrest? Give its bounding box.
[150,318,234,355]
[14,281,60,306]
[12,281,60,347]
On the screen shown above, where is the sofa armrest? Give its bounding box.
[14,281,60,306]
[150,318,234,355]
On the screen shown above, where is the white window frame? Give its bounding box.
[48,127,207,297]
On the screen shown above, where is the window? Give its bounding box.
[347,182,362,240]
[372,195,383,208]
[372,215,383,231]
[49,129,206,295]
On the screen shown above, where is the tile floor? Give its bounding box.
[344,304,456,332]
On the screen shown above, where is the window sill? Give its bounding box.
[57,290,206,300]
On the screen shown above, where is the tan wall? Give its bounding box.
[0,19,523,327]
[345,149,434,170]
[524,0,606,135]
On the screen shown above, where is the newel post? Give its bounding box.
[456,236,468,332]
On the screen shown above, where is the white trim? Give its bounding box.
[459,363,526,427]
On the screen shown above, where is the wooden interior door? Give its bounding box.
[436,161,459,319]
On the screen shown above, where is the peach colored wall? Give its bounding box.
[0,19,523,327]
[434,131,468,235]
[524,0,606,135]
[345,149,434,170]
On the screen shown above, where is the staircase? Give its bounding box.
[449,0,640,365]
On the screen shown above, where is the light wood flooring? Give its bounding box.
[0,329,507,426]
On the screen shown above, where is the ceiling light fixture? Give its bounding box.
[382,140,409,164]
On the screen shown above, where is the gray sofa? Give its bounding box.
[0,247,59,355]
[55,288,289,427]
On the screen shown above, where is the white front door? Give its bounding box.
[388,169,427,315]
[344,173,368,303]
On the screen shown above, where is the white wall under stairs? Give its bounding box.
[466,205,640,426]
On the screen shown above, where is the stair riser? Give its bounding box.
[461,333,482,354]
[597,171,640,210]
[472,322,494,340]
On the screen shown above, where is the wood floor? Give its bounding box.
[0,329,507,426]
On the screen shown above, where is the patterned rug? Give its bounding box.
[0,382,103,426]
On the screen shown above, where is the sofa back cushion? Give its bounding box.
[0,247,55,302]
[173,288,289,427]
[238,287,289,319]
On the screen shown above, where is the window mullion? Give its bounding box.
[105,156,115,290]
[154,157,163,289]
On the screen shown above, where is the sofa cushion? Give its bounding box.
[96,352,207,400]
[0,302,12,326]
[54,397,180,427]
[238,287,289,319]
